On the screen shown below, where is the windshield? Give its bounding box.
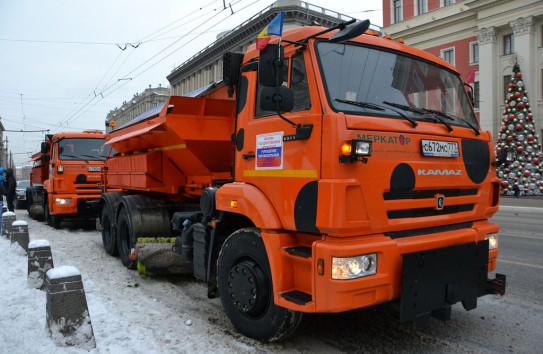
[316,41,478,128]
[58,138,107,161]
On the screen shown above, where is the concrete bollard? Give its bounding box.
[10,220,29,251]
[2,211,16,238]
[45,266,95,349]
[28,240,54,290]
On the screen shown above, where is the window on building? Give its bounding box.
[504,75,512,101]
[470,42,479,63]
[416,0,427,15]
[443,0,455,6]
[473,81,480,110]
[393,0,402,23]
[441,48,455,65]
[503,34,514,55]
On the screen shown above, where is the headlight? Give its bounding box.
[332,253,377,280]
[55,198,72,205]
[486,233,498,250]
[57,165,64,173]
[340,139,372,163]
[354,141,371,156]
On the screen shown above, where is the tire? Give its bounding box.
[45,201,53,227]
[116,207,136,269]
[51,215,62,229]
[101,206,118,256]
[26,193,32,215]
[45,199,62,229]
[217,228,302,342]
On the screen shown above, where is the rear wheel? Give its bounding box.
[101,207,118,256]
[116,207,136,269]
[217,228,302,342]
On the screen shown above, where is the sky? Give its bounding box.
[0,0,383,166]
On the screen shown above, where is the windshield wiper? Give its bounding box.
[335,98,418,128]
[423,109,480,136]
[383,101,453,132]
[335,98,384,111]
[383,101,425,115]
[80,154,105,161]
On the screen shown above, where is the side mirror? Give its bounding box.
[40,142,49,154]
[330,20,370,43]
[258,44,285,87]
[464,83,474,106]
[223,52,244,86]
[260,86,294,113]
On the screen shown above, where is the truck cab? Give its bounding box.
[216,22,502,331]
[28,131,108,228]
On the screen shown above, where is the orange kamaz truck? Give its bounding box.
[99,20,506,342]
[26,131,107,228]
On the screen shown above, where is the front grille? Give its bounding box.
[387,204,474,219]
[383,188,478,200]
[383,188,478,220]
[75,184,101,194]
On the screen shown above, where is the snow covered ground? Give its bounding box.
[0,210,301,354]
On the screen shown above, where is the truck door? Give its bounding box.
[234,51,323,232]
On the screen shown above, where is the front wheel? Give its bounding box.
[217,228,302,342]
[44,201,53,227]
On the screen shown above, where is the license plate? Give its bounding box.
[421,139,459,157]
[88,166,101,172]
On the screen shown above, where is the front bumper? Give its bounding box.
[51,195,101,217]
[271,220,505,320]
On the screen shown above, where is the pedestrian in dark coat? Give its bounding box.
[4,168,16,212]
[0,167,7,234]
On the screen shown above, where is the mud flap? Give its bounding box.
[400,240,489,326]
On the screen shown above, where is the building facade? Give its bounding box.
[382,0,543,142]
[167,0,359,95]
[105,85,171,132]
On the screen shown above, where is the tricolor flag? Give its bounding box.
[465,69,476,84]
[256,11,284,50]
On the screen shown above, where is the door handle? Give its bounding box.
[242,153,255,160]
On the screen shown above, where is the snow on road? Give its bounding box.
[0,210,300,354]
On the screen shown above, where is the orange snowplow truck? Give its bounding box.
[26,131,107,228]
[100,20,506,342]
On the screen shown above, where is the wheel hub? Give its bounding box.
[227,260,269,316]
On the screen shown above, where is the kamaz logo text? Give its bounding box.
[418,169,462,176]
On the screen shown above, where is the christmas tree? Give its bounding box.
[495,62,543,196]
